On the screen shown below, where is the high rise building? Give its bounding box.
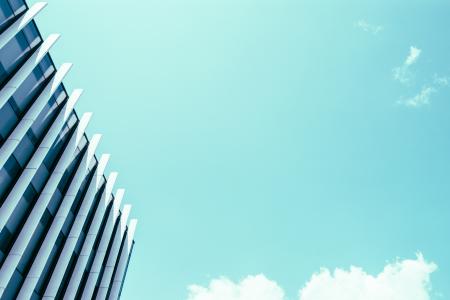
[0,1,137,299]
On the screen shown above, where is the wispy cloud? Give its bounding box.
[393,46,422,84]
[405,47,421,66]
[187,254,437,300]
[393,47,450,107]
[355,19,383,35]
[433,74,450,87]
[399,86,436,108]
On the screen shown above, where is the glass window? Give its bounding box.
[80,188,102,235]
[0,64,6,85]
[71,172,91,214]
[0,32,30,84]
[30,91,61,142]
[43,114,78,170]
[77,135,88,152]
[0,102,19,142]
[74,230,86,254]
[23,184,37,203]
[47,189,63,219]
[40,208,52,226]
[58,164,77,194]
[22,22,41,49]
[12,132,34,167]
[88,156,98,172]
[11,66,45,113]
[47,189,62,216]
[35,241,58,295]
[55,86,67,105]
[0,2,14,33]
[31,164,49,193]
[5,155,21,177]
[8,0,26,15]
[17,221,45,274]
[61,212,74,236]
[0,156,21,201]
[7,192,28,233]
[67,113,78,128]
[39,54,54,78]
[0,250,4,266]
[0,227,12,253]
[26,129,38,145]
[2,269,24,299]
[6,185,37,234]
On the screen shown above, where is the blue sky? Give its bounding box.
[34,0,450,299]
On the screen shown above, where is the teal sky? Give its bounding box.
[33,0,450,298]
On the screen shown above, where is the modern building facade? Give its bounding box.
[0,1,137,299]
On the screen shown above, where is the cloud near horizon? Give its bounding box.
[187,254,437,300]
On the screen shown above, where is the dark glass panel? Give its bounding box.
[0,156,21,202]
[61,212,74,236]
[43,115,76,171]
[47,188,62,216]
[11,66,45,113]
[12,132,34,167]
[17,221,45,274]
[0,102,19,142]
[29,88,63,142]
[38,53,54,78]
[0,227,13,254]
[2,269,24,300]
[22,21,41,49]
[34,236,61,296]
[54,86,67,105]
[0,32,30,83]
[6,185,37,235]
[30,163,49,193]
[0,2,14,33]
[77,135,88,152]
[8,0,26,14]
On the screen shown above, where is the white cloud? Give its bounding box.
[393,67,411,84]
[392,48,449,107]
[299,253,437,300]
[433,75,450,87]
[393,46,422,84]
[355,19,383,34]
[399,86,436,107]
[187,275,284,300]
[405,46,421,66]
[186,254,437,300]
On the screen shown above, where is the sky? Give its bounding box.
[32,0,450,299]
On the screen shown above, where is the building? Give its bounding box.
[0,1,137,299]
